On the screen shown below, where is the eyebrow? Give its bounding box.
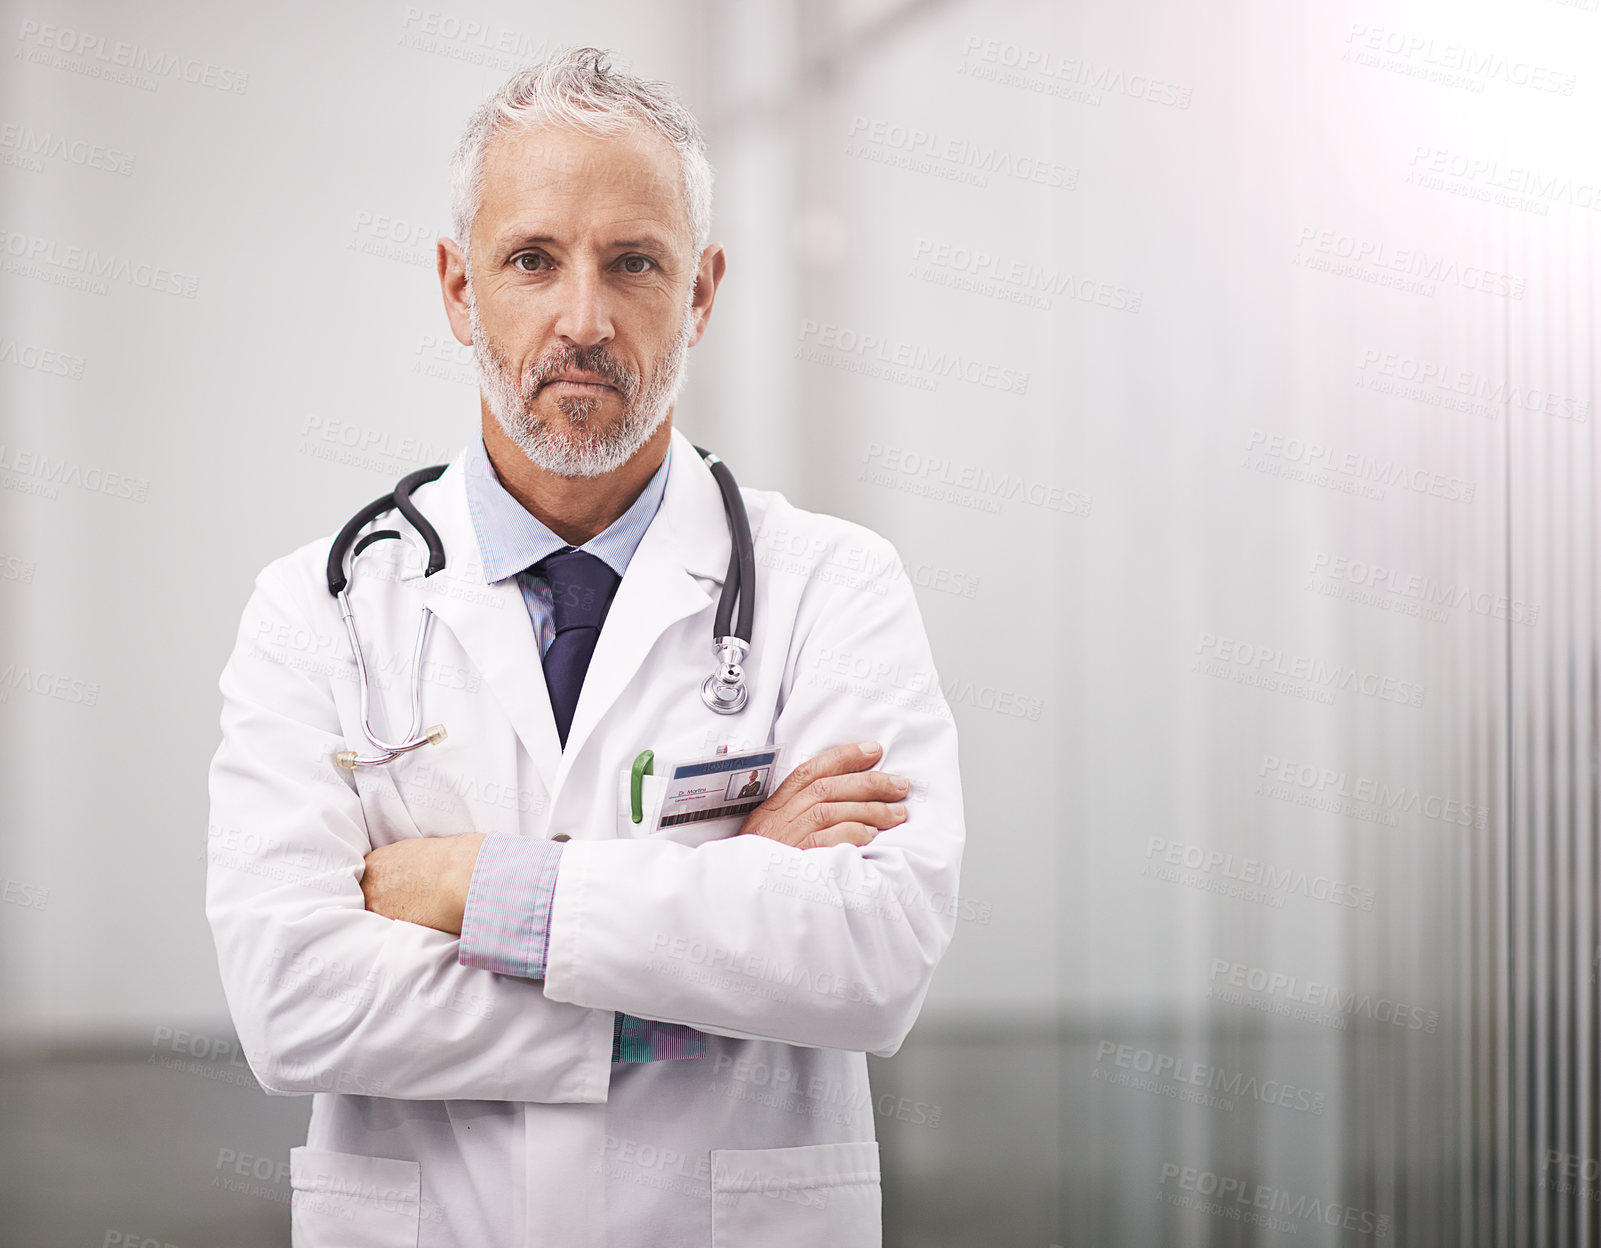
[503,233,672,253]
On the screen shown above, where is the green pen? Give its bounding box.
[630,749,655,824]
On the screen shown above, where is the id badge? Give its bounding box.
[620,746,786,845]
[656,746,784,829]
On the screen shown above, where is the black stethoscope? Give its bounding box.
[324,446,755,771]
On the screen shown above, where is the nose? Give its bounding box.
[552,264,614,349]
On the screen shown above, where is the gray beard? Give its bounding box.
[468,285,695,479]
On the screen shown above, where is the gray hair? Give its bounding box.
[450,46,713,274]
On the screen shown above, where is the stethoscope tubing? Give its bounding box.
[326,446,753,769]
[694,446,755,644]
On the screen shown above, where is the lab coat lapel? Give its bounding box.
[411,456,565,798]
[555,427,732,782]
[410,427,732,803]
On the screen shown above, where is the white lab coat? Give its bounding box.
[205,425,966,1247]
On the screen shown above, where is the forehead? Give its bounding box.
[477,121,688,246]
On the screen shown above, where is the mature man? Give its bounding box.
[207,47,964,1247]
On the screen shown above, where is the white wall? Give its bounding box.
[697,0,1593,1042]
[2,0,1595,1098]
[0,0,712,1042]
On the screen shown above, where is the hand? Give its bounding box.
[361,833,486,935]
[739,741,910,850]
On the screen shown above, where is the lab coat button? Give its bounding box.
[551,832,571,842]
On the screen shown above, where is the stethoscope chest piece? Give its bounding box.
[692,445,756,717]
[701,636,750,714]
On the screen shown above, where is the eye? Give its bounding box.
[511,252,550,272]
[618,254,656,275]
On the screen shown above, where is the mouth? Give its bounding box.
[545,372,616,393]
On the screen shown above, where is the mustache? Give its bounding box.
[523,346,639,400]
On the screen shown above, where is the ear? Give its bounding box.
[687,243,727,348]
[438,237,472,347]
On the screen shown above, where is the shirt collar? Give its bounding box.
[463,432,673,584]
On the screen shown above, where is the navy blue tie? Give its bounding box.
[534,548,621,748]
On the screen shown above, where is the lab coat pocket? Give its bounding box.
[616,767,668,838]
[616,765,752,847]
[709,1140,882,1248]
[290,1146,421,1247]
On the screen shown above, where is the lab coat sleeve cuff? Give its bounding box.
[458,833,564,979]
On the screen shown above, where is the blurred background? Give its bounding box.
[2,0,1598,1244]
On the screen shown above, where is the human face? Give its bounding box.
[467,272,694,478]
[459,123,704,479]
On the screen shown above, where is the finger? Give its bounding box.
[802,821,880,850]
[793,770,911,811]
[764,741,883,808]
[806,801,908,831]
